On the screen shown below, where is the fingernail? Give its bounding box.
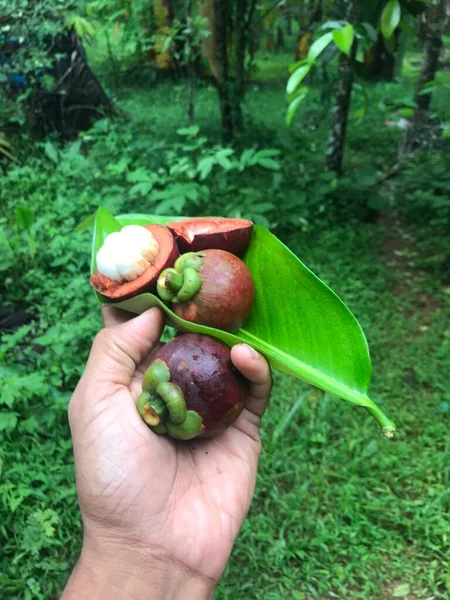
[240,343,257,359]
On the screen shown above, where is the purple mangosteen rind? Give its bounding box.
[157,250,255,333]
[138,334,249,440]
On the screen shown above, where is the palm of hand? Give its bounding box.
[73,355,262,583]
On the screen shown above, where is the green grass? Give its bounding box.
[216,227,450,599]
[1,41,450,600]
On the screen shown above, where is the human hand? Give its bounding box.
[62,306,272,600]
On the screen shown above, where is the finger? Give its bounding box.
[84,307,165,388]
[102,305,134,328]
[231,344,273,418]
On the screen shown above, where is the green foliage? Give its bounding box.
[0,0,88,130]
[1,25,449,600]
[381,0,402,40]
[398,150,450,231]
[151,16,210,66]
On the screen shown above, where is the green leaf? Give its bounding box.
[0,412,18,432]
[0,227,14,271]
[333,24,354,56]
[308,32,334,62]
[321,20,345,31]
[381,0,401,40]
[286,93,307,126]
[288,58,309,73]
[286,64,312,96]
[15,206,33,231]
[129,181,154,197]
[360,22,378,43]
[89,209,396,436]
[399,107,414,118]
[44,141,59,164]
[75,211,97,232]
[177,125,200,137]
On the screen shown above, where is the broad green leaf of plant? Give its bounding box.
[286,64,311,96]
[15,206,33,231]
[333,24,354,56]
[90,209,396,437]
[286,92,307,126]
[308,31,333,62]
[381,0,401,40]
[44,141,59,164]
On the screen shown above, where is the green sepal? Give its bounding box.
[151,423,167,435]
[166,410,204,440]
[156,381,187,425]
[142,359,170,393]
[176,267,203,303]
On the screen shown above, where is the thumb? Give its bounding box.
[83,307,165,388]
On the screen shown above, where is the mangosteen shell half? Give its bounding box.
[90,224,179,301]
[167,218,253,255]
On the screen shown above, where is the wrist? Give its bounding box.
[61,536,215,600]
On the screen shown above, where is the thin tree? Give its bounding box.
[325,0,361,174]
[402,0,450,152]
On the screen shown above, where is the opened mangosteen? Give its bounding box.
[90,224,179,301]
[167,217,253,255]
[136,334,249,440]
[156,250,255,332]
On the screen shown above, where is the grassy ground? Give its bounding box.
[1,40,450,600]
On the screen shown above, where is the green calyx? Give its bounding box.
[136,392,167,426]
[166,411,204,440]
[137,358,203,440]
[142,359,170,393]
[157,252,205,304]
[155,382,187,424]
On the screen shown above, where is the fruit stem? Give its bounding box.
[165,269,184,293]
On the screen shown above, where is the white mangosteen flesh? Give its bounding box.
[96,226,160,282]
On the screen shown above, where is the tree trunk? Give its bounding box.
[325,0,360,174]
[362,33,399,81]
[275,25,284,51]
[233,0,249,132]
[185,0,195,125]
[402,0,449,152]
[213,0,233,141]
[286,13,292,35]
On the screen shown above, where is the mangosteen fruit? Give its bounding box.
[167,217,253,255]
[156,250,255,332]
[90,224,179,301]
[136,334,249,440]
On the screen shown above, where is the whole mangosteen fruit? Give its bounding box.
[136,334,249,440]
[156,250,255,332]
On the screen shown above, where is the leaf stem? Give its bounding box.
[364,400,396,439]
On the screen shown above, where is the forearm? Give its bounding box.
[61,542,215,600]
